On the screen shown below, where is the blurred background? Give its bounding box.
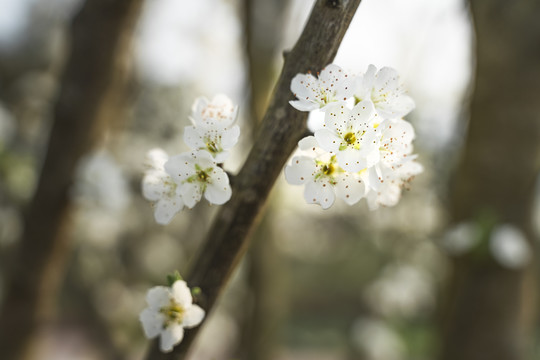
[0,0,539,359]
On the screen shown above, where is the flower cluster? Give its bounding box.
[142,95,239,224]
[286,64,422,210]
[140,279,205,352]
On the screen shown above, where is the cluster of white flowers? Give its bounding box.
[142,95,239,225]
[285,64,422,210]
[140,279,205,352]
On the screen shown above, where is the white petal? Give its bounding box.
[304,180,336,209]
[289,100,318,112]
[142,172,169,201]
[146,286,171,309]
[171,280,192,307]
[314,128,341,153]
[337,148,366,173]
[183,126,206,150]
[160,324,184,352]
[307,109,326,132]
[336,173,365,205]
[205,168,231,205]
[182,305,205,328]
[140,308,165,339]
[221,125,240,149]
[350,100,375,126]
[180,182,202,209]
[192,150,216,168]
[291,73,318,98]
[154,197,183,225]
[145,148,168,170]
[377,183,402,207]
[213,150,230,163]
[298,136,319,151]
[324,103,349,133]
[165,153,195,183]
[374,67,400,93]
[285,157,316,185]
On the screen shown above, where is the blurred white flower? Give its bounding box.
[440,222,481,255]
[165,150,231,208]
[190,94,238,130]
[142,148,185,225]
[315,100,380,173]
[290,64,354,111]
[490,224,531,269]
[140,280,205,353]
[353,64,415,119]
[284,136,365,209]
[365,264,434,318]
[351,317,406,360]
[73,149,130,212]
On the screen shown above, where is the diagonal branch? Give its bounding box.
[145,0,362,358]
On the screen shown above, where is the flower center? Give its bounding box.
[344,132,356,145]
[197,170,209,182]
[322,163,335,176]
[161,302,185,327]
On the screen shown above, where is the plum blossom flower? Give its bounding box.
[314,100,380,173]
[142,148,184,225]
[364,118,422,210]
[353,65,415,119]
[140,280,205,352]
[184,124,240,163]
[165,150,231,208]
[290,64,355,112]
[285,136,365,209]
[190,94,238,130]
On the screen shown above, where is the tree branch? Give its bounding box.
[145,0,362,358]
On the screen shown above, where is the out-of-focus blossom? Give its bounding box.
[140,280,205,352]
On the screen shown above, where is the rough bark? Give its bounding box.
[0,1,143,358]
[145,0,363,359]
[440,1,540,360]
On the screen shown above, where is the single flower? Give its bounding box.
[290,64,355,112]
[142,148,184,225]
[285,136,365,209]
[353,64,415,119]
[190,94,238,130]
[314,100,380,172]
[165,150,231,208]
[140,280,205,352]
[183,124,240,163]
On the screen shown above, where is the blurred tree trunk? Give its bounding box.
[0,0,143,359]
[440,1,540,360]
[240,1,289,359]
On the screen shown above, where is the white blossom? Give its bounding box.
[490,224,531,269]
[165,150,231,208]
[365,118,422,210]
[290,64,355,112]
[353,64,415,119]
[285,136,365,209]
[142,148,184,225]
[184,124,240,163]
[140,280,205,353]
[190,94,238,130]
[314,100,380,173]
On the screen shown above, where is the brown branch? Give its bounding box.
[0,1,143,359]
[144,0,362,358]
